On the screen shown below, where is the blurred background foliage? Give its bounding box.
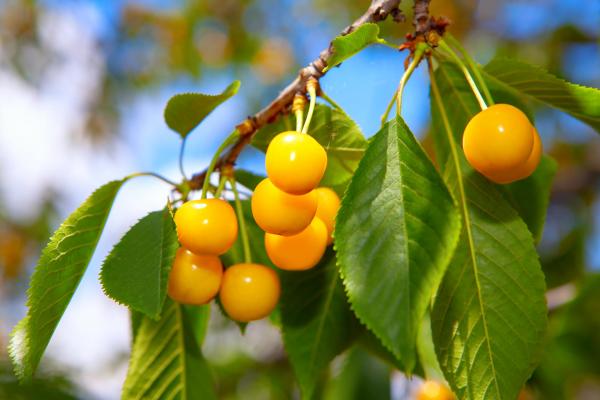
[0,0,598,398]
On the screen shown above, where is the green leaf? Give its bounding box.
[533,274,600,399]
[252,104,367,193]
[324,23,385,72]
[323,347,392,400]
[9,180,125,381]
[280,249,358,399]
[335,116,461,372]
[541,226,586,289]
[502,155,557,243]
[430,62,548,400]
[100,208,179,319]
[123,300,216,400]
[233,169,265,191]
[356,328,405,372]
[483,58,600,132]
[417,311,445,382]
[164,80,240,138]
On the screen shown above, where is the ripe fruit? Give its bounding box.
[219,263,281,322]
[315,187,341,245]
[251,178,318,236]
[462,104,534,179]
[265,218,328,271]
[416,380,455,400]
[168,248,222,305]
[174,198,238,255]
[265,131,327,195]
[486,128,542,184]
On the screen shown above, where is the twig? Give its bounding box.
[187,0,403,190]
[413,0,431,34]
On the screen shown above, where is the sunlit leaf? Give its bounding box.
[123,300,215,399]
[100,208,179,319]
[164,80,240,138]
[430,62,548,400]
[336,116,461,372]
[9,180,126,381]
[324,23,385,72]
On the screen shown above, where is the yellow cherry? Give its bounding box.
[265,131,327,195]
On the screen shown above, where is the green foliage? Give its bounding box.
[502,155,557,243]
[0,361,77,400]
[9,180,126,381]
[233,169,264,191]
[356,327,405,372]
[533,274,600,399]
[541,226,586,289]
[322,347,392,400]
[336,116,461,372]
[430,62,548,400]
[279,249,358,399]
[164,80,240,138]
[324,23,385,72]
[417,311,445,381]
[100,208,179,319]
[483,58,600,132]
[252,104,367,193]
[123,300,216,400]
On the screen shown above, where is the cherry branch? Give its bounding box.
[187,0,403,190]
[413,0,431,34]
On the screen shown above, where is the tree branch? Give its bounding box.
[188,0,403,189]
[413,0,431,34]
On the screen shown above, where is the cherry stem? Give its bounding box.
[445,34,494,106]
[319,90,344,112]
[301,83,317,134]
[214,175,228,198]
[178,136,189,180]
[295,109,304,132]
[126,171,180,188]
[437,40,488,110]
[381,88,397,126]
[396,44,427,117]
[201,130,240,199]
[229,177,252,264]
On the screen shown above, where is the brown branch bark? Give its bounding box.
[188,0,403,190]
[413,0,431,34]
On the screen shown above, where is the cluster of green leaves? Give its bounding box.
[8,18,600,400]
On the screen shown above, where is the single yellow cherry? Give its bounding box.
[168,248,222,305]
[462,104,534,178]
[219,263,280,322]
[416,380,455,400]
[264,218,328,271]
[486,128,543,184]
[251,178,318,236]
[265,131,328,195]
[174,198,238,255]
[314,187,341,245]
